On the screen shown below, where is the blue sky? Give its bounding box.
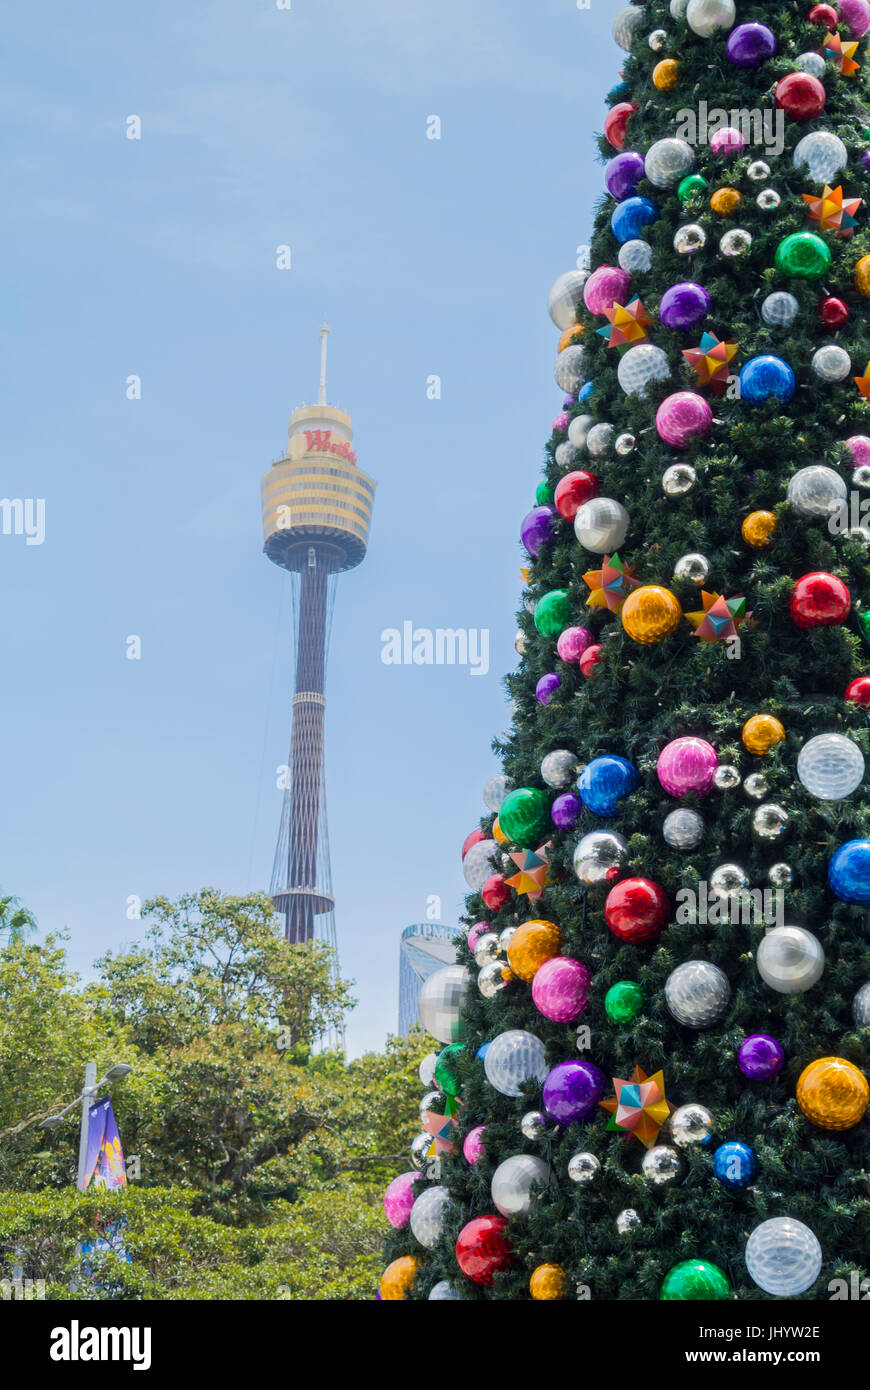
[1,0,620,1056]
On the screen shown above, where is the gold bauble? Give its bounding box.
[797,1057,869,1131]
[653,59,679,91]
[742,713,785,755]
[621,586,683,644]
[558,324,586,352]
[709,187,743,215]
[741,510,777,549]
[507,919,561,982]
[530,1263,567,1300]
[856,255,870,297]
[493,816,508,843]
[379,1256,420,1300]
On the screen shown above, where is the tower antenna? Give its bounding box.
[317,322,330,407]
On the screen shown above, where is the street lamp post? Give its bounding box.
[39,1061,133,1188]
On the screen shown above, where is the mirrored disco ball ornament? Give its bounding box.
[645,138,695,189]
[674,552,710,584]
[417,965,469,1043]
[514,629,526,655]
[547,270,588,330]
[649,27,667,50]
[662,463,696,496]
[541,749,579,788]
[554,441,582,469]
[473,932,501,966]
[554,346,587,394]
[674,223,706,254]
[617,1208,642,1235]
[745,1218,822,1297]
[484,1030,548,1097]
[410,1133,439,1177]
[568,413,593,448]
[761,291,799,327]
[756,926,824,994]
[753,803,788,840]
[617,344,671,396]
[713,764,740,789]
[797,733,864,800]
[663,808,705,850]
[769,862,792,887]
[612,4,645,49]
[687,0,736,38]
[573,830,627,885]
[812,345,851,382]
[586,422,615,457]
[419,1052,437,1087]
[575,497,630,551]
[483,774,512,812]
[793,131,848,184]
[410,1185,452,1249]
[747,160,770,181]
[744,773,768,800]
[498,925,516,952]
[429,1280,461,1301]
[463,838,502,891]
[619,239,653,272]
[478,962,511,999]
[829,839,870,902]
[756,188,781,211]
[720,228,751,257]
[795,51,826,76]
[670,1103,713,1146]
[854,981,870,1026]
[491,1154,551,1217]
[641,1146,682,1185]
[615,431,636,455]
[520,1110,552,1141]
[665,961,731,1029]
[568,1152,600,1184]
[709,863,747,898]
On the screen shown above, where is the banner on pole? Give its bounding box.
[81,1096,127,1191]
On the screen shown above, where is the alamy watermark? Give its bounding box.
[676,883,785,927]
[675,103,784,158]
[0,498,45,546]
[381,622,490,676]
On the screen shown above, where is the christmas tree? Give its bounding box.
[381,0,870,1302]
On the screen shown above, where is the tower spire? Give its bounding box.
[317,322,330,407]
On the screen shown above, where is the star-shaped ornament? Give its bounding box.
[802,184,862,237]
[583,552,639,612]
[596,296,652,351]
[686,590,750,642]
[504,843,551,901]
[820,31,860,76]
[422,1105,459,1156]
[600,1066,674,1149]
[855,361,870,399]
[682,331,738,395]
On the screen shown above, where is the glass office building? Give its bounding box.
[398,922,462,1036]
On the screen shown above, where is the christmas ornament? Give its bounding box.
[547,271,588,330]
[678,174,708,202]
[846,675,870,704]
[742,510,778,547]
[673,223,707,254]
[797,1057,869,1130]
[483,1029,548,1097]
[829,839,870,901]
[580,644,603,678]
[600,1065,673,1146]
[478,962,512,998]
[584,553,639,611]
[820,30,860,76]
[660,281,710,329]
[536,672,560,706]
[809,4,839,25]
[507,920,560,981]
[739,1034,784,1079]
[645,138,695,189]
[384,1173,420,1229]
[720,228,752,257]
[739,355,795,404]
[554,470,599,520]
[615,431,636,456]
[473,932,501,967]
[429,1280,461,1301]
[543,1059,608,1124]
[753,803,788,839]
[714,764,740,789]
[621,585,683,643]
[434,1043,465,1100]
[726,21,776,66]
[683,332,738,393]
[532,956,591,1022]
[616,1208,641,1235]
[796,51,828,76]
[713,1141,757,1189]
[578,755,639,815]
[455,1216,513,1285]
[605,980,644,1022]
[670,1104,713,1146]
[663,808,705,849]
[747,159,770,180]
[756,188,781,211]
[521,505,558,556]
[742,713,785,754]
[556,325,584,354]
[656,391,712,447]
[568,413,593,448]
[803,184,862,236]
[653,59,680,90]
[534,589,572,638]
[665,961,731,1028]
[617,343,671,395]
[842,0,870,37]
[619,239,653,272]
[605,103,638,153]
[482,874,511,911]
[687,590,749,642]
[418,965,469,1043]
[587,422,615,457]
[557,625,593,662]
[790,572,850,627]
[554,345,588,394]
[573,830,627,885]
[483,774,512,812]
[761,290,799,327]
[568,1152,600,1183]
[530,1264,566,1300]
[552,792,582,829]
[794,131,848,183]
[380,1256,420,1300]
[812,344,851,381]
[410,1185,452,1248]
[642,1145,682,1184]
[584,265,632,316]
[775,72,826,121]
[611,198,659,245]
[757,925,825,993]
[541,750,578,789]
[575,497,630,551]
[612,4,645,49]
[520,1110,551,1141]
[743,772,768,799]
[657,737,718,796]
[769,863,793,887]
[709,187,743,215]
[686,0,735,39]
[605,150,646,200]
[662,463,697,495]
[745,1218,822,1297]
[649,28,667,50]
[499,788,552,849]
[419,1052,438,1087]
[774,232,831,279]
[661,1260,731,1300]
[462,1125,486,1164]
[797,732,864,799]
[605,877,670,944]
[854,981,870,1025]
[491,1154,551,1217]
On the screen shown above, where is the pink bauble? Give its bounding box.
[552,411,570,433]
[655,391,713,448]
[466,921,491,951]
[845,435,870,467]
[557,626,593,663]
[710,126,745,157]
[657,736,718,797]
[531,956,591,1023]
[462,827,486,860]
[841,0,870,37]
[383,1172,420,1229]
[463,1125,487,1165]
[583,265,632,317]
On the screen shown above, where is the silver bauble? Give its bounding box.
[541,749,579,788]
[618,343,671,397]
[812,345,851,383]
[756,189,781,211]
[768,862,793,887]
[491,1154,551,1218]
[483,773,513,812]
[713,764,741,790]
[410,1184,452,1250]
[514,629,526,656]
[710,863,748,898]
[498,925,517,953]
[674,552,710,583]
[853,465,870,490]
[669,0,689,15]
[853,981,870,1027]
[795,52,826,77]
[753,802,789,840]
[474,932,502,967]
[410,1132,439,1177]
[478,961,510,999]
[613,4,645,50]
[787,465,847,520]
[615,432,637,456]
[670,1102,714,1147]
[417,964,469,1043]
[616,1208,642,1235]
[554,346,588,394]
[662,463,696,496]
[555,440,583,469]
[674,223,706,255]
[463,838,502,892]
[586,422,615,457]
[429,1280,461,1301]
[520,1110,553,1141]
[573,830,628,885]
[665,960,732,1029]
[793,131,848,185]
[418,1052,438,1087]
[574,497,630,552]
[756,925,824,995]
[649,27,667,50]
[761,291,799,327]
[568,1151,601,1184]
[567,413,594,449]
[641,1145,682,1185]
[743,773,768,800]
[419,1090,443,1118]
[619,239,653,273]
[720,228,752,258]
[686,0,735,39]
[548,270,588,330]
[663,807,705,850]
[747,160,771,182]
[645,137,695,189]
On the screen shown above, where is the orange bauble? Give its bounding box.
[856,255,870,297]
[742,510,778,549]
[710,187,743,215]
[797,1057,869,1131]
[493,816,508,843]
[742,713,786,755]
[558,324,586,352]
[380,1256,421,1300]
[507,919,561,981]
[653,59,679,91]
[621,586,682,644]
[530,1263,567,1300]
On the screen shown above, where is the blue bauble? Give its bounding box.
[609,82,631,99]
[476,1042,491,1061]
[829,840,870,903]
[577,381,597,404]
[578,755,639,818]
[713,1141,757,1191]
[610,196,659,245]
[739,355,795,405]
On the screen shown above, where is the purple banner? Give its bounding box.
[81,1095,127,1190]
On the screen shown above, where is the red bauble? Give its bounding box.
[455,1216,513,1285]
[554,470,600,521]
[820,297,850,328]
[579,643,603,678]
[605,877,670,944]
[604,102,638,152]
[846,675,870,705]
[775,73,826,122]
[790,572,851,628]
[808,3,839,25]
[462,827,486,860]
[482,873,511,911]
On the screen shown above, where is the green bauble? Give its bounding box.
[859,609,870,650]
[536,480,554,506]
[774,232,831,280]
[499,787,551,849]
[605,980,644,1023]
[677,173,708,203]
[660,1259,731,1301]
[534,588,572,637]
[434,1043,465,1098]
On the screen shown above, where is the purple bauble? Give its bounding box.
[605,150,646,201]
[556,625,593,663]
[521,505,558,557]
[552,411,570,433]
[841,0,870,38]
[738,1034,785,1080]
[383,1172,420,1228]
[563,394,576,408]
[655,391,712,448]
[584,265,632,317]
[657,736,718,797]
[536,672,561,705]
[846,434,870,467]
[726,22,777,68]
[552,792,583,829]
[659,281,710,330]
[542,1059,607,1125]
[863,152,870,175]
[532,957,591,1023]
[710,126,745,158]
